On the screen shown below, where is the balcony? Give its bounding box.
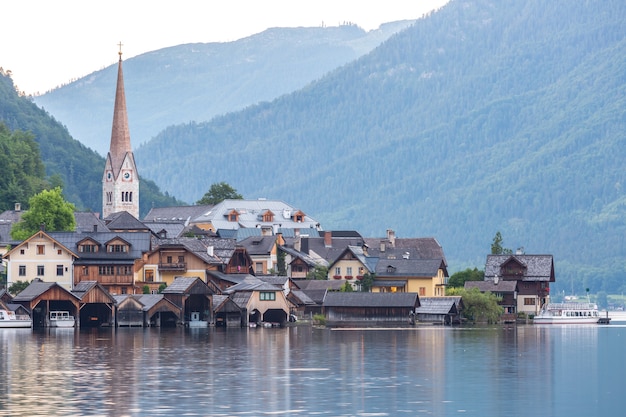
[158,262,187,272]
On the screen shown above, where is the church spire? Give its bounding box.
[108,42,132,172]
[103,43,140,220]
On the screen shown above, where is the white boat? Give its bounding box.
[49,311,75,328]
[533,302,608,324]
[0,309,32,328]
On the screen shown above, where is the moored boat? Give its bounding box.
[533,302,608,324]
[0,309,32,328]
[49,311,75,328]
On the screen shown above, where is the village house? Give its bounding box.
[238,234,284,275]
[415,296,463,325]
[481,253,554,316]
[222,275,291,326]
[3,230,77,291]
[326,245,376,288]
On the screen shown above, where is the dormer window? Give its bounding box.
[387,265,396,273]
[227,210,239,222]
[108,244,128,253]
[293,210,305,223]
[261,210,274,222]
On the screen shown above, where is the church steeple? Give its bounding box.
[103,44,140,220]
[109,43,132,172]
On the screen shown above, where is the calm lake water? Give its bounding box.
[1,320,626,417]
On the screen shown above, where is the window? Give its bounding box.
[524,298,536,306]
[56,265,64,276]
[335,267,341,276]
[256,262,264,274]
[118,266,133,275]
[178,256,184,263]
[260,291,276,301]
[19,265,26,276]
[82,266,89,276]
[108,244,127,253]
[346,267,353,276]
[419,287,426,296]
[37,245,45,255]
[121,287,127,294]
[57,249,62,255]
[20,249,25,255]
[106,192,112,204]
[37,265,45,276]
[145,269,155,282]
[80,245,97,253]
[99,266,115,275]
[167,256,173,263]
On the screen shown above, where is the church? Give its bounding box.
[102,45,139,219]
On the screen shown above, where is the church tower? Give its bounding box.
[102,45,139,219]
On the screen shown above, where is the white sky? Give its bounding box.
[2,0,449,95]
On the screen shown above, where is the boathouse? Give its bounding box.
[12,279,80,327]
[162,277,213,326]
[72,280,117,327]
[114,294,181,327]
[414,296,463,325]
[323,292,420,327]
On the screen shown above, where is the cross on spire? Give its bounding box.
[118,41,123,57]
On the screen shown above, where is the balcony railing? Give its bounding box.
[158,262,187,271]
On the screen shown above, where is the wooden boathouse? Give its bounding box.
[323,292,420,327]
[11,279,80,327]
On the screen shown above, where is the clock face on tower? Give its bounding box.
[122,170,132,181]
[106,171,113,182]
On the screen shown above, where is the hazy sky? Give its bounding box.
[3,0,449,95]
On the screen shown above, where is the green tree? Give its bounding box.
[276,248,287,276]
[8,280,31,296]
[454,287,504,323]
[448,268,484,288]
[10,187,76,240]
[340,281,354,292]
[306,265,329,280]
[196,182,243,205]
[360,273,375,292]
[158,283,167,293]
[491,231,512,255]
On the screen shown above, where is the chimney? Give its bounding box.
[380,241,386,252]
[294,235,301,252]
[14,203,21,212]
[39,222,46,231]
[324,231,332,248]
[387,229,396,248]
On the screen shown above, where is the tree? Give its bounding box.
[10,187,76,240]
[452,287,504,323]
[196,182,243,205]
[360,273,375,292]
[306,265,329,280]
[448,268,484,288]
[491,231,512,255]
[8,280,31,296]
[276,249,287,276]
[340,281,354,292]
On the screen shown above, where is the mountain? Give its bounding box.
[34,21,417,155]
[0,71,182,216]
[134,0,626,293]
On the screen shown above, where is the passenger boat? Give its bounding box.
[49,311,75,327]
[0,309,32,328]
[533,302,608,324]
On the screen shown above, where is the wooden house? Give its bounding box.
[162,277,213,326]
[415,296,463,325]
[223,275,290,326]
[323,292,420,327]
[212,294,245,327]
[114,294,181,327]
[12,278,80,327]
[72,280,117,327]
[484,254,554,315]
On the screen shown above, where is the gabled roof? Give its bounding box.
[364,236,447,265]
[485,254,554,282]
[288,289,316,306]
[162,277,211,295]
[12,279,80,302]
[49,231,151,262]
[280,245,328,268]
[72,280,117,303]
[150,237,222,265]
[191,199,320,231]
[4,230,78,259]
[375,258,447,277]
[74,212,110,233]
[143,205,214,223]
[223,275,282,293]
[206,270,247,286]
[258,276,290,287]
[144,222,186,239]
[105,211,149,231]
[415,296,462,315]
[323,292,419,308]
[239,235,277,256]
[328,245,377,273]
[294,280,346,291]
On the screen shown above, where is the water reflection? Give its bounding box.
[0,325,625,416]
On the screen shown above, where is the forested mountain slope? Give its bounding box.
[0,72,181,216]
[135,0,626,293]
[34,21,417,155]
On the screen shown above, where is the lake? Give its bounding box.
[1,318,626,417]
